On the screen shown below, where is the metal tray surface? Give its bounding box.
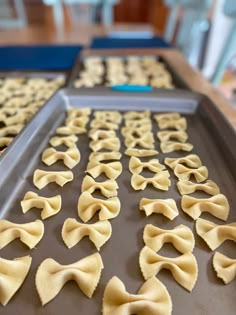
[0,88,235,315]
[67,53,189,90]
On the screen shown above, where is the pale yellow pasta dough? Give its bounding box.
[21,191,61,219]
[154,112,180,122]
[177,180,220,196]
[165,154,202,170]
[81,175,118,198]
[131,171,170,191]
[124,110,150,120]
[0,219,44,249]
[0,124,23,137]
[129,156,165,174]
[124,118,151,128]
[66,116,89,128]
[90,137,121,152]
[125,148,158,157]
[62,218,112,250]
[89,129,116,140]
[143,224,194,253]
[121,125,151,137]
[35,253,103,305]
[89,151,122,162]
[33,169,73,189]
[174,164,208,183]
[49,135,78,148]
[125,133,155,149]
[182,194,229,221]
[90,119,119,131]
[42,147,80,169]
[158,117,187,130]
[0,137,13,147]
[161,141,193,153]
[196,218,236,250]
[94,111,122,124]
[86,160,122,179]
[67,108,91,119]
[140,198,179,220]
[139,246,198,291]
[0,256,32,306]
[77,191,121,222]
[213,252,236,284]
[102,276,172,315]
[157,130,188,143]
[56,125,86,135]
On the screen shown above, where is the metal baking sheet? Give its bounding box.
[67,53,189,90]
[0,88,235,315]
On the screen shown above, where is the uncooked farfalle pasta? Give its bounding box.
[102,276,172,315]
[0,219,44,249]
[177,180,220,196]
[86,160,122,180]
[33,169,74,189]
[62,218,112,250]
[139,246,198,291]
[213,252,236,284]
[165,154,202,170]
[21,191,62,219]
[42,146,81,169]
[143,224,195,253]
[81,175,118,198]
[174,164,208,183]
[35,253,103,305]
[140,198,179,220]
[131,171,171,191]
[129,156,165,174]
[0,256,32,306]
[196,218,236,250]
[160,141,193,153]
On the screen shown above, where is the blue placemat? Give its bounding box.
[0,45,83,70]
[90,36,171,49]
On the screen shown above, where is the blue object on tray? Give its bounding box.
[0,45,83,70]
[111,85,153,92]
[90,36,171,49]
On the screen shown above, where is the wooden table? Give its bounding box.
[82,48,236,128]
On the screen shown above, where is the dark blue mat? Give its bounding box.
[91,36,171,49]
[0,45,82,70]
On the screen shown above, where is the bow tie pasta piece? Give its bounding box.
[154,112,180,123]
[121,125,152,137]
[42,147,81,169]
[124,118,151,129]
[160,141,193,153]
[143,224,195,253]
[213,252,236,284]
[0,256,32,306]
[125,148,158,157]
[139,246,198,291]
[49,135,78,148]
[77,191,121,222]
[124,110,150,120]
[174,164,208,183]
[90,137,121,152]
[125,133,155,149]
[165,154,202,170]
[36,253,103,305]
[131,171,171,191]
[62,218,112,250]
[0,219,44,249]
[182,194,229,221]
[0,124,23,137]
[94,111,122,124]
[102,276,172,315]
[177,180,220,196]
[0,137,13,148]
[89,151,122,162]
[89,129,116,141]
[21,191,61,219]
[158,117,187,130]
[90,119,119,130]
[129,156,165,174]
[157,130,188,143]
[82,175,118,198]
[66,116,89,128]
[33,169,73,189]
[140,198,179,220]
[86,160,122,179]
[196,218,236,250]
[67,107,91,119]
[56,125,87,135]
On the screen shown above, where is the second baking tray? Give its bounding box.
[67,53,189,89]
[0,88,235,314]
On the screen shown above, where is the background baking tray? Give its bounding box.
[67,53,189,90]
[0,88,235,315]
